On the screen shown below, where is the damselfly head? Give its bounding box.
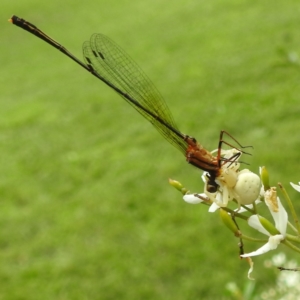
[206,174,219,193]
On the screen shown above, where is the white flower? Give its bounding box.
[241,196,288,257]
[290,181,300,192]
[183,193,207,204]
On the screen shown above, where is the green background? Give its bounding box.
[1,1,300,299]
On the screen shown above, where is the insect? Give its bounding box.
[9,15,248,192]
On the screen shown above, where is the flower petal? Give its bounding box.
[241,235,284,257]
[183,194,204,204]
[208,202,220,212]
[241,243,272,257]
[264,187,278,212]
[268,197,288,235]
[247,215,270,236]
[269,234,284,248]
[290,182,300,193]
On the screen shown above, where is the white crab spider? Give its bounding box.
[204,148,261,209]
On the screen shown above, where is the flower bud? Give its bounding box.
[260,166,270,191]
[219,208,240,236]
[257,215,280,235]
[169,179,188,194]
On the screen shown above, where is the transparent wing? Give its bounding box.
[82,34,188,154]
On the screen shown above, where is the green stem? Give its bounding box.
[288,221,298,234]
[220,207,248,220]
[240,234,268,243]
[239,204,255,214]
[286,233,300,244]
[282,239,300,254]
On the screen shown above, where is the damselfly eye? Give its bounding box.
[206,175,219,193]
[207,184,218,193]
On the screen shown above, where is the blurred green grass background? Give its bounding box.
[1,0,300,299]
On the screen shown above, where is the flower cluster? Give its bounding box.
[170,151,300,279]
